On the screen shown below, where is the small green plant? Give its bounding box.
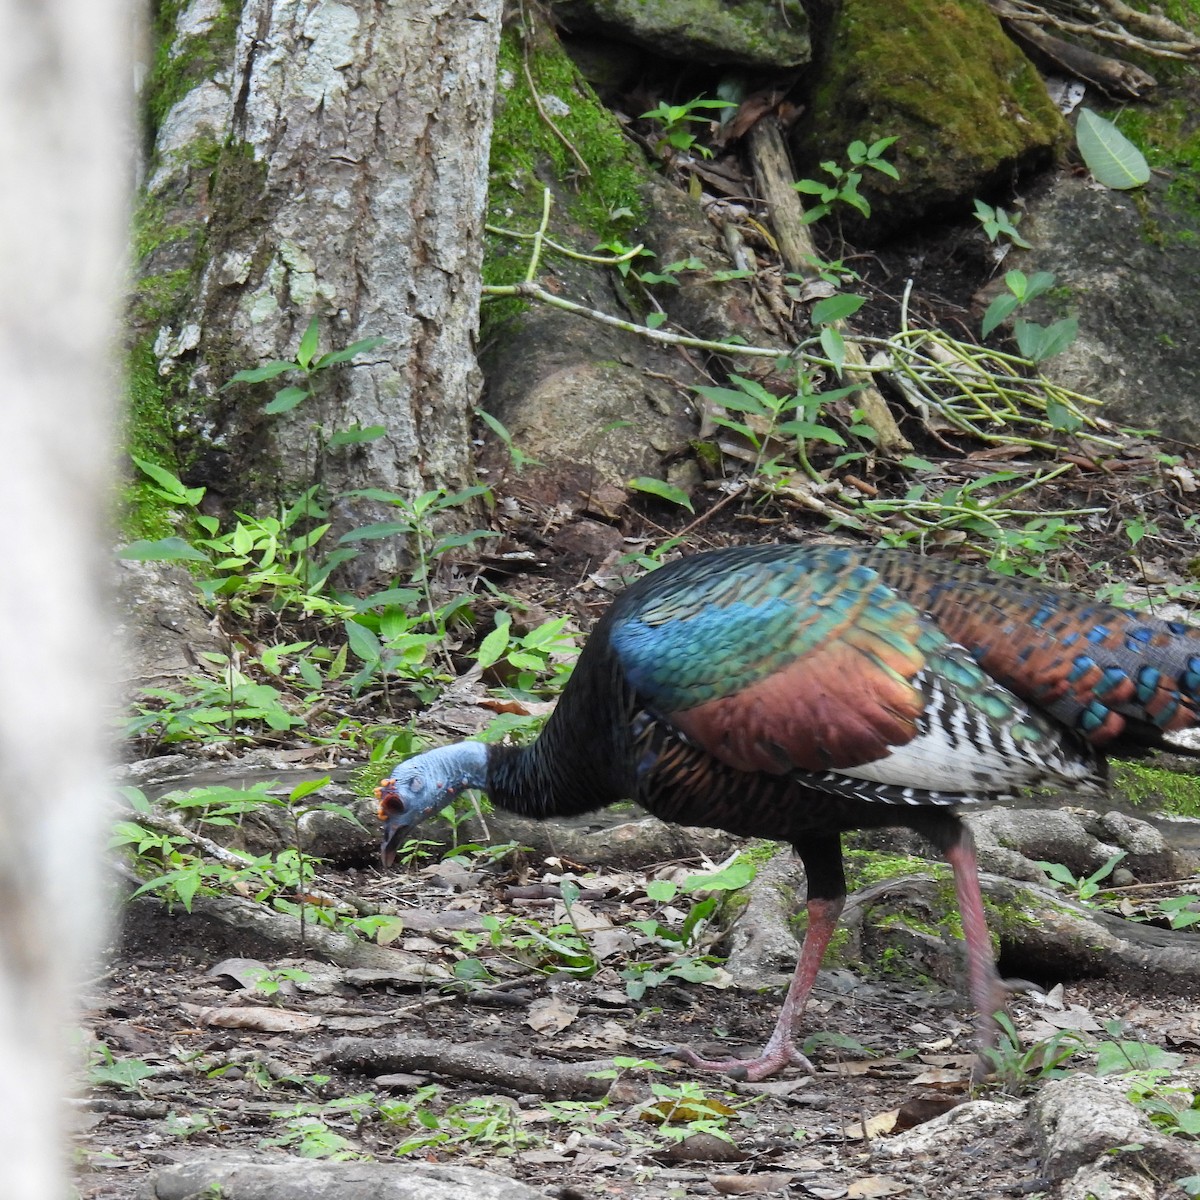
[793,137,899,224]
[980,269,1078,364]
[640,97,735,160]
[222,316,384,419]
[1036,852,1126,902]
[88,1044,158,1094]
[973,199,1032,249]
[243,966,313,998]
[474,610,577,697]
[694,371,861,483]
[979,1013,1087,1094]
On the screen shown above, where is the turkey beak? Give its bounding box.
[375,778,414,869]
[379,812,413,868]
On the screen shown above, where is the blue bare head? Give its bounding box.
[375,742,489,866]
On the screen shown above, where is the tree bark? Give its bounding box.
[140,0,503,576]
[0,0,127,1193]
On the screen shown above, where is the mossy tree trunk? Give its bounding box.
[135,0,502,578]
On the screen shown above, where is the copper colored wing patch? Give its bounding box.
[668,626,927,774]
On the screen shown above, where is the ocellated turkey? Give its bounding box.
[376,544,1200,1080]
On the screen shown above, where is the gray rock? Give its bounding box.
[721,851,805,986]
[551,0,810,69]
[115,559,224,686]
[1020,171,1200,444]
[146,1156,549,1199]
[1034,1074,1200,1187]
[968,808,1106,878]
[791,0,1066,235]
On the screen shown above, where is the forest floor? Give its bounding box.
[76,843,1200,1200]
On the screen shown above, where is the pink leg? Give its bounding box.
[676,895,845,1081]
[943,835,1007,1053]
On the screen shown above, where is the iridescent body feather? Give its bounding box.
[377,545,1200,1080]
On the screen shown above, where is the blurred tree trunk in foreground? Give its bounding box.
[0,0,127,1194]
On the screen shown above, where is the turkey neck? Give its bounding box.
[486,630,637,819]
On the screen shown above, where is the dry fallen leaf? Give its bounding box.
[524,995,579,1034]
[844,1108,899,1140]
[710,1171,797,1194]
[847,1175,909,1198]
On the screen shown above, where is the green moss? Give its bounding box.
[483,24,647,339]
[843,847,937,889]
[1110,99,1200,233]
[143,0,240,137]
[798,0,1068,226]
[1112,760,1200,818]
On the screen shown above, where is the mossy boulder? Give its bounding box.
[794,0,1068,236]
[551,0,810,69]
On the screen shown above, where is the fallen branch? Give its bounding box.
[321,1035,617,1098]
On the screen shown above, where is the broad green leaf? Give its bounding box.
[327,424,386,447]
[645,879,678,902]
[692,385,767,414]
[344,619,383,665]
[810,293,865,326]
[223,360,296,387]
[117,537,209,563]
[683,859,755,892]
[296,316,321,369]
[981,293,1020,338]
[131,457,205,505]
[1046,397,1083,433]
[317,335,385,368]
[289,776,331,802]
[819,325,847,377]
[338,521,412,543]
[1076,108,1149,190]
[628,477,694,511]
[430,530,500,556]
[264,386,309,414]
[777,419,846,447]
[476,613,513,670]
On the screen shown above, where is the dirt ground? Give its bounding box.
[74,829,1200,1200]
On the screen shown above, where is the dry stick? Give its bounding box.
[747,115,912,456]
[985,0,1159,94]
[322,1035,616,1098]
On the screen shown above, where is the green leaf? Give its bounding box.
[316,336,386,368]
[223,360,296,387]
[1046,397,1084,433]
[628,477,694,512]
[683,859,755,892]
[645,879,678,903]
[981,293,1020,339]
[289,775,331,803]
[131,457,206,505]
[692,384,767,414]
[344,619,383,665]
[646,311,669,329]
[1076,108,1149,190]
[810,293,865,326]
[296,317,321,369]
[327,424,386,448]
[338,521,413,543]
[476,613,513,670]
[117,537,210,562]
[819,325,847,376]
[264,386,309,415]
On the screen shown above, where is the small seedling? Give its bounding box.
[1036,852,1126,902]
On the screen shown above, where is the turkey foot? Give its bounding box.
[674,895,842,1081]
